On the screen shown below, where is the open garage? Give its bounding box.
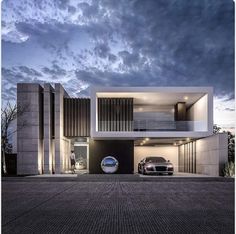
[134,133,228,177]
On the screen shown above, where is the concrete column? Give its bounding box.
[54,84,70,173]
[17,83,43,175]
[43,84,54,174]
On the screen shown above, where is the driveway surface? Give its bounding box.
[2,175,234,234]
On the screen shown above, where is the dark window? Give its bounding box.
[146,157,166,163]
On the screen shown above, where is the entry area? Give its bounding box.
[72,138,89,173]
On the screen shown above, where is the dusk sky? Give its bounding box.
[1,0,235,131]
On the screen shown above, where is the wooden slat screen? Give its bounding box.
[64,98,90,137]
[98,98,133,131]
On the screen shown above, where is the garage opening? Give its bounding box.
[134,134,227,177]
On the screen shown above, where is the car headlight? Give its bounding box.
[167,165,173,168]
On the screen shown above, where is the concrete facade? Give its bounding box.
[17,84,44,175]
[54,84,71,173]
[179,133,228,176]
[43,84,54,174]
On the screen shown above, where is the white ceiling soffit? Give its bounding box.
[97,92,206,106]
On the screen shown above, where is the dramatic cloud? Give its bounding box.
[1,0,234,129]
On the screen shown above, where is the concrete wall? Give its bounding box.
[179,133,228,176]
[54,84,71,173]
[17,83,71,175]
[43,84,54,174]
[134,146,179,173]
[187,94,208,131]
[17,83,44,175]
[195,133,228,176]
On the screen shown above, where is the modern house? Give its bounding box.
[17,83,228,176]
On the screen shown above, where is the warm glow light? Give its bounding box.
[138,107,143,111]
[145,138,149,141]
[184,96,188,100]
[179,140,183,144]
[186,138,190,141]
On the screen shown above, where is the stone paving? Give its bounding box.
[2,175,234,234]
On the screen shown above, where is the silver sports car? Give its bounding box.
[138,156,174,175]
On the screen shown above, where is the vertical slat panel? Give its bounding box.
[79,99,82,135]
[73,99,75,136]
[117,98,119,131]
[86,99,88,136]
[131,98,133,131]
[103,98,105,131]
[107,98,110,131]
[123,99,125,131]
[82,99,85,136]
[75,98,77,136]
[129,98,131,131]
[126,98,129,131]
[101,98,103,131]
[64,99,66,136]
[70,99,72,136]
[63,98,90,137]
[74,98,76,136]
[69,99,72,136]
[195,141,196,173]
[81,99,83,136]
[87,99,91,136]
[78,98,80,136]
[98,98,100,131]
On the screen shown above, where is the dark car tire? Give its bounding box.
[168,173,173,175]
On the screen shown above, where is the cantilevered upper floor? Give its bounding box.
[90,86,213,139]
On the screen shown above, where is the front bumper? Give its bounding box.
[145,166,174,174]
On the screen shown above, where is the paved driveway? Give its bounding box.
[2,175,234,234]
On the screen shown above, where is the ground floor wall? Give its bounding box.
[179,133,228,176]
[134,146,179,173]
[89,140,134,174]
[17,133,228,176]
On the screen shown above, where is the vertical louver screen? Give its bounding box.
[64,98,90,137]
[98,98,133,131]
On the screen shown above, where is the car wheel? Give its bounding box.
[143,168,147,175]
[168,173,173,175]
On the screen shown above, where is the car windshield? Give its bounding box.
[146,157,166,163]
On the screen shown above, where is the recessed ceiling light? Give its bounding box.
[145,138,150,141]
[184,96,188,100]
[186,138,190,141]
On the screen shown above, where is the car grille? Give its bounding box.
[155,166,167,171]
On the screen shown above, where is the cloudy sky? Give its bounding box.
[1,0,235,131]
